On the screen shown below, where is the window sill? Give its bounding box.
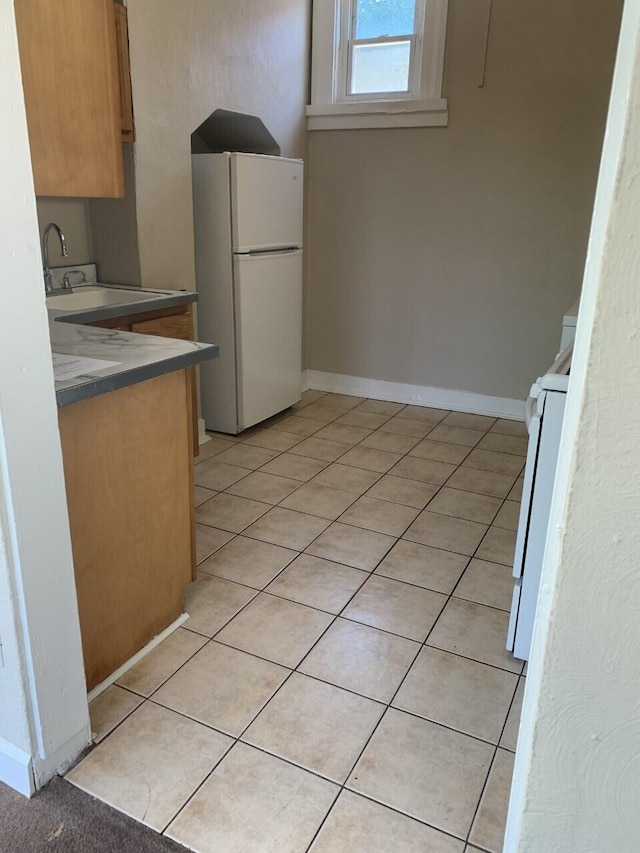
[306,98,448,131]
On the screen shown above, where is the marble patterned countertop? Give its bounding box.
[49,285,218,408]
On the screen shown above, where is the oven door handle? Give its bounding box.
[525,383,542,431]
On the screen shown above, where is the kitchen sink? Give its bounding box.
[46,285,166,311]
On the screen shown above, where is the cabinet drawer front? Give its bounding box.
[132,313,194,340]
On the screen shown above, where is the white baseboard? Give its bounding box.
[198,418,210,445]
[87,613,189,704]
[0,737,34,797]
[303,370,526,421]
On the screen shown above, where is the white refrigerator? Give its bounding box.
[192,152,303,434]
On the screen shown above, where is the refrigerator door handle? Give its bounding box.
[237,248,303,260]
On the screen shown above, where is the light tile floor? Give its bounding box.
[68,391,528,853]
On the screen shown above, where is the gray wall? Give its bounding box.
[305,0,623,400]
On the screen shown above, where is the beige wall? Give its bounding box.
[306,0,622,401]
[125,0,311,292]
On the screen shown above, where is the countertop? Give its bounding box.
[49,285,218,408]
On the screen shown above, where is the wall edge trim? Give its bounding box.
[303,370,526,420]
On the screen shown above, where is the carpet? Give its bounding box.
[0,777,187,853]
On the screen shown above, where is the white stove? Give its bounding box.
[507,341,573,661]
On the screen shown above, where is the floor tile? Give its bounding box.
[337,410,390,429]
[476,526,517,566]
[500,677,525,752]
[198,535,296,588]
[196,493,270,533]
[195,524,234,565]
[493,500,521,531]
[375,539,468,594]
[296,402,349,422]
[365,474,437,510]
[89,686,143,744]
[443,412,496,431]
[276,415,330,436]
[243,507,330,550]
[463,449,525,477]
[314,423,373,445]
[195,435,236,462]
[194,485,216,507]
[242,428,304,452]
[195,461,252,491]
[322,393,366,409]
[405,511,487,557]
[393,647,518,743]
[310,789,465,853]
[398,404,449,422]
[214,593,333,667]
[306,522,396,571]
[290,436,352,462]
[391,456,456,485]
[225,471,300,503]
[428,599,522,673]
[214,443,279,470]
[338,445,402,473]
[446,466,517,499]
[455,558,514,611]
[153,642,288,736]
[280,482,357,520]
[243,673,384,783]
[342,575,445,642]
[167,743,337,853]
[67,703,232,832]
[379,416,433,438]
[339,496,419,537]
[469,749,515,853]
[311,463,382,495]
[117,628,207,697]
[183,575,256,637]
[347,708,492,838]
[356,399,405,416]
[300,618,419,703]
[266,554,367,614]
[478,433,528,457]
[490,418,528,437]
[409,437,471,465]
[507,476,524,502]
[260,453,329,481]
[360,430,421,454]
[427,424,485,447]
[427,487,502,525]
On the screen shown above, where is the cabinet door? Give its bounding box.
[15,0,124,198]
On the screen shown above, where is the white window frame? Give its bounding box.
[307,0,449,131]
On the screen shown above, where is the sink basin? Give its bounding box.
[47,286,166,311]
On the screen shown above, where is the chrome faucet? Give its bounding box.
[42,222,68,293]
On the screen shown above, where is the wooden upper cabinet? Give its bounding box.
[113,1,135,142]
[15,0,124,198]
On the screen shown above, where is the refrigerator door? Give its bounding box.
[234,250,302,430]
[230,153,303,253]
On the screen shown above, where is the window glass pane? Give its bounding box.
[355,0,417,39]
[350,40,411,94]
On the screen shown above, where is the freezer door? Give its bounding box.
[230,153,303,253]
[234,250,302,430]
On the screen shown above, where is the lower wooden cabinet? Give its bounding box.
[90,302,200,455]
[58,370,195,691]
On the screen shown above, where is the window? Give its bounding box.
[307,0,449,131]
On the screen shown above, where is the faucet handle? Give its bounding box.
[62,270,86,291]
